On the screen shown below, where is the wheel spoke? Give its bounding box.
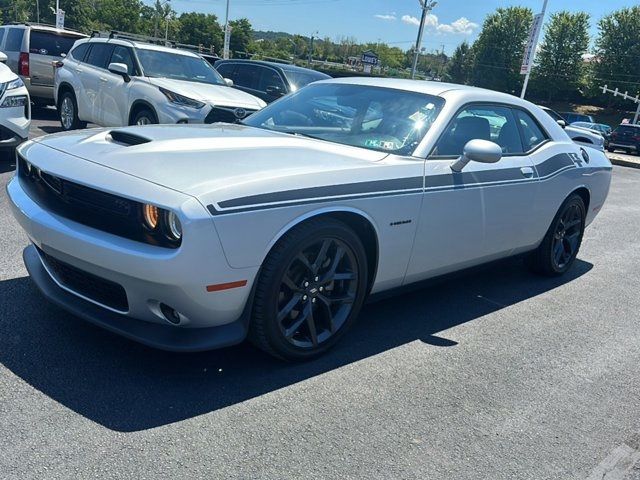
[305,303,318,346]
[295,252,314,274]
[312,239,332,274]
[553,241,564,264]
[277,293,302,322]
[333,272,355,281]
[283,274,303,293]
[318,293,355,305]
[284,304,309,339]
[566,232,580,251]
[565,219,581,230]
[320,246,345,283]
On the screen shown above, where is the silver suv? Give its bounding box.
[0,23,86,106]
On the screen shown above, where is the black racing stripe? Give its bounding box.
[217,176,424,209]
[535,153,575,178]
[425,167,527,189]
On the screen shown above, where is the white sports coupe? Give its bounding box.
[7,78,612,360]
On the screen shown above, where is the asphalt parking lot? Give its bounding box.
[1,108,639,479]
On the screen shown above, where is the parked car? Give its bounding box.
[54,36,266,130]
[0,23,86,106]
[560,112,594,124]
[539,106,605,151]
[8,78,612,360]
[0,51,30,156]
[215,59,331,103]
[607,123,640,155]
[571,121,612,146]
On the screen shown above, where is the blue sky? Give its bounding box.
[165,0,639,53]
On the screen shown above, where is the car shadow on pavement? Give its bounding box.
[0,257,593,432]
[0,151,16,173]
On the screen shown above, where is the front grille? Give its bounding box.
[17,155,180,249]
[205,106,257,124]
[38,247,129,312]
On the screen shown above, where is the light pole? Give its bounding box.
[165,1,171,43]
[308,30,318,67]
[411,0,438,79]
[223,0,231,59]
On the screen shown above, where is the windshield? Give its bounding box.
[282,69,330,91]
[243,83,445,156]
[137,49,225,85]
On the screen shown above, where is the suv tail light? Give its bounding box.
[18,52,29,77]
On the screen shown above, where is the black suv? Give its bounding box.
[214,60,330,103]
[608,123,640,155]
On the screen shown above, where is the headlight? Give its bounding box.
[143,204,160,230]
[1,95,28,108]
[7,77,24,90]
[165,211,182,241]
[159,88,205,109]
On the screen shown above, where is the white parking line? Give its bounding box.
[585,444,640,480]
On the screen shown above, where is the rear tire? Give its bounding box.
[58,91,86,131]
[131,108,158,126]
[526,194,586,276]
[249,218,368,361]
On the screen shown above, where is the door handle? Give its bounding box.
[520,167,534,178]
[99,77,108,82]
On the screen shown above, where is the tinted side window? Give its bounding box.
[514,110,548,151]
[5,28,25,51]
[435,105,523,156]
[110,46,135,74]
[29,32,79,57]
[258,68,286,93]
[233,64,259,90]
[85,44,115,69]
[69,43,89,62]
[0,29,5,47]
[215,63,235,79]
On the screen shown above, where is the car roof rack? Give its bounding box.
[9,21,86,35]
[90,30,217,56]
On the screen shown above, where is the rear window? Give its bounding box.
[5,28,25,51]
[29,31,80,57]
[615,125,640,135]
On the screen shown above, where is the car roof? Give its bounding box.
[217,59,326,75]
[84,37,199,57]
[3,23,86,37]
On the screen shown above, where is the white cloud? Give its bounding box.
[401,15,421,26]
[402,13,479,35]
[437,17,479,35]
[374,14,397,21]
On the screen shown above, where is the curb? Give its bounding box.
[610,158,640,169]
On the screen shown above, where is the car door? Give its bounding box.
[80,43,115,124]
[257,66,287,102]
[405,103,540,284]
[99,45,136,126]
[232,64,268,102]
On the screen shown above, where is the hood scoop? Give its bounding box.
[107,130,152,147]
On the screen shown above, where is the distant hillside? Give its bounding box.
[253,30,301,41]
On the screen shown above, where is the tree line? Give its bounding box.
[2,1,638,106]
[444,6,640,107]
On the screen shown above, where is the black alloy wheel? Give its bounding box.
[249,218,368,361]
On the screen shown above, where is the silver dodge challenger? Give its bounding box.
[7,78,612,360]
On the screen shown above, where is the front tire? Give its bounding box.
[131,108,158,126]
[527,194,586,276]
[58,91,86,131]
[249,218,369,361]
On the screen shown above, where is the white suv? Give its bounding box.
[54,36,266,130]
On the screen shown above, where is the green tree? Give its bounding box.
[532,11,590,101]
[229,18,252,56]
[471,7,533,93]
[591,6,640,105]
[177,12,223,53]
[445,41,473,84]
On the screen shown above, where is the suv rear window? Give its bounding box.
[29,31,80,57]
[615,125,640,135]
[5,28,25,51]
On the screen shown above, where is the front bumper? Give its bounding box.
[7,145,260,351]
[23,245,249,352]
[609,142,637,151]
[0,86,30,148]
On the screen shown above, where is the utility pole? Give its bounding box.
[411,0,438,79]
[223,0,231,59]
[307,31,318,67]
[600,85,640,124]
[520,0,548,99]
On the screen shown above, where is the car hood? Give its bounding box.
[146,77,266,109]
[29,124,390,202]
[566,125,603,141]
[0,63,18,83]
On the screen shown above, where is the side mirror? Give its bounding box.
[224,78,234,87]
[450,139,502,172]
[266,85,285,97]
[108,62,130,82]
[0,52,7,63]
[557,119,566,128]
